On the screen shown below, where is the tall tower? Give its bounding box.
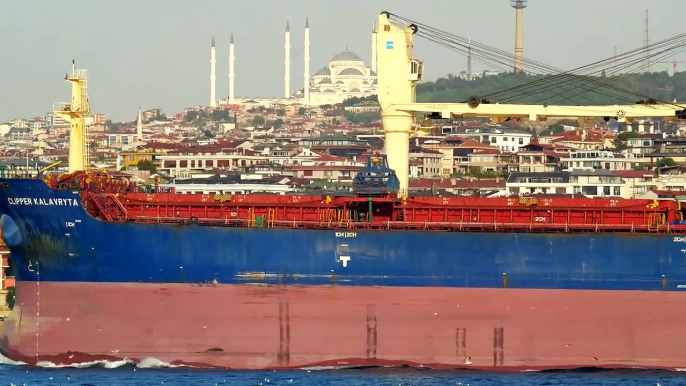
[136,107,143,141]
[303,18,310,104]
[467,36,472,80]
[229,32,236,104]
[284,20,291,98]
[645,9,651,72]
[371,22,377,73]
[511,0,527,73]
[54,60,90,173]
[210,36,217,107]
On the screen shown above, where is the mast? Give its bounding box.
[54,60,90,173]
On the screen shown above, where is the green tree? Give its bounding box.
[416,71,685,107]
[297,107,306,116]
[632,164,647,171]
[211,109,230,122]
[252,115,266,126]
[276,109,285,117]
[343,110,381,125]
[5,286,14,310]
[270,118,284,129]
[137,159,157,173]
[657,157,677,168]
[184,111,199,122]
[545,124,564,134]
[613,131,641,151]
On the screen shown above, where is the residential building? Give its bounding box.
[506,169,627,198]
[561,150,644,171]
[118,152,159,170]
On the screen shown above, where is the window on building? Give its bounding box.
[519,138,524,144]
[613,186,621,196]
[603,186,611,196]
[582,186,598,195]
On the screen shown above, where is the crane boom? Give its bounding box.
[375,12,686,194]
[391,102,686,123]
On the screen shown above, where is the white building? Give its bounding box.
[561,150,645,171]
[506,170,627,198]
[447,126,532,153]
[308,49,378,105]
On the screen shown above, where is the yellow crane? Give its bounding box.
[38,161,62,174]
[374,12,686,195]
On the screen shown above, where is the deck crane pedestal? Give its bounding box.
[375,12,686,195]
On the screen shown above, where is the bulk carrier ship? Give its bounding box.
[3,12,686,370]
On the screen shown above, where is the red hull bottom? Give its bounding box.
[3,282,686,371]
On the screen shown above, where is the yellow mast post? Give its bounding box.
[375,12,424,196]
[54,60,90,173]
[375,12,686,192]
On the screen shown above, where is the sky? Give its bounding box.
[0,0,683,123]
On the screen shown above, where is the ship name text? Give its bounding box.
[8,197,79,207]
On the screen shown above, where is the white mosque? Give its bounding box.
[308,49,377,105]
[213,19,378,107]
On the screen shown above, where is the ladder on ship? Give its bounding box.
[318,208,337,227]
[79,72,90,170]
[267,208,276,228]
[87,192,113,221]
[247,207,256,227]
[647,213,666,232]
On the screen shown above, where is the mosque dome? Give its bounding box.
[338,68,364,76]
[315,67,330,76]
[330,49,363,62]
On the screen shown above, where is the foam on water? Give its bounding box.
[0,352,194,370]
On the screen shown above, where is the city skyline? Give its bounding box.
[0,0,683,122]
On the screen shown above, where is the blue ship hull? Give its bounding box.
[0,178,685,291]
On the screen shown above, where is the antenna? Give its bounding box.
[645,9,650,73]
[467,36,472,81]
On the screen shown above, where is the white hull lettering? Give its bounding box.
[8,197,79,207]
[335,232,357,238]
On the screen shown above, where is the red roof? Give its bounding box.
[613,170,656,178]
[409,178,506,189]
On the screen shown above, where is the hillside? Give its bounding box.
[416,71,686,106]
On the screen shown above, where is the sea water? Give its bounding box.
[0,359,683,386]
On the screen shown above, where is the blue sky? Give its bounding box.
[0,0,682,122]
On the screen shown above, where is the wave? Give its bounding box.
[0,353,195,370]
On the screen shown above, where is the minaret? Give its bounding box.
[229,32,236,104]
[303,18,310,104]
[136,107,143,141]
[371,22,377,73]
[210,36,217,107]
[284,20,291,98]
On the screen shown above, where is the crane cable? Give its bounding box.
[388,12,686,108]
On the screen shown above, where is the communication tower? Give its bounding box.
[511,0,527,73]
